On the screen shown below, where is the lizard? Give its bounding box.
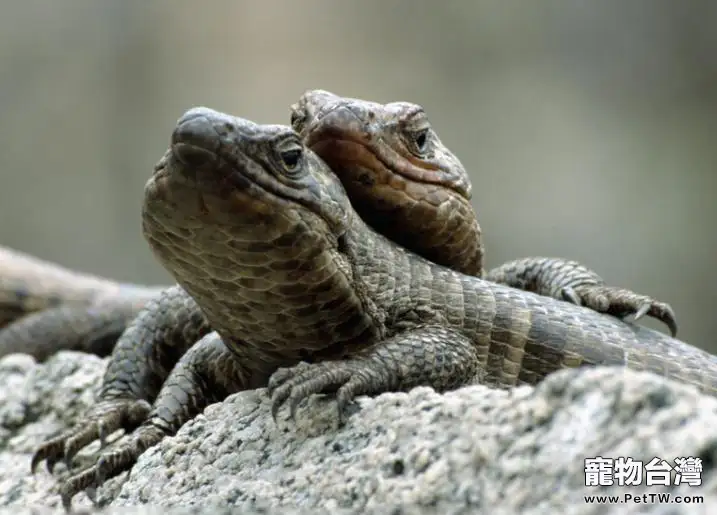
[289,89,676,335]
[0,244,166,361]
[29,108,717,510]
[0,92,675,363]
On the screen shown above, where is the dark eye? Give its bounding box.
[412,129,429,153]
[280,148,303,170]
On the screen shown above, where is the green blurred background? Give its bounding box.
[0,1,715,350]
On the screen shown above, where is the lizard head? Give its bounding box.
[290,90,483,277]
[145,107,351,240]
[143,108,371,344]
[291,89,471,199]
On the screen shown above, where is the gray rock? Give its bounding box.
[0,351,715,514]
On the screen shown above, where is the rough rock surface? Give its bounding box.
[0,351,715,514]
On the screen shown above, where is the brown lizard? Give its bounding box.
[0,92,675,362]
[0,245,165,360]
[30,108,716,509]
[290,89,676,335]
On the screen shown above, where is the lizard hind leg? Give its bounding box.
[485,257,678,336]
[55,332,251,510]
[31,285,211,477]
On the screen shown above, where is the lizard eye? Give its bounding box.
[280,147,303,171]
[407,128,430,155]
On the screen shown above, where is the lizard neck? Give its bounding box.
[142,184,385,361]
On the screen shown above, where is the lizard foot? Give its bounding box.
[561,285,677,337]
[268,326,479,424]
[31,398,151,475]
[56,424,166,511]
[268,359,387,424]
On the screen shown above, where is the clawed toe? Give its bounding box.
[560,287,582,306]
[31,438,64,474]
[629,300,677,337]
[31,425,99,475]
[571,285,678,337]
[633,302,651,322]
[267,362,312,395]
[31,397,151,509]
[59,466,100,511]
[268,362,357,422]
[53,422,165,510]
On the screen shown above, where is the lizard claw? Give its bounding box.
[31,398,150,475]
[569,285,678,337]
[267,361,313,421]
[59,466,97,512]
[56,423,165,511]
[560,287,583,307]
[632,302,651,322]
[268,360,370,424]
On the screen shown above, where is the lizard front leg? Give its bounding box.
[485,257,677,336]
[54,332,250,510]
[268,325,481,424]
[31,285,210,474]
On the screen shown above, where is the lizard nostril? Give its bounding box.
[172,113,218,167]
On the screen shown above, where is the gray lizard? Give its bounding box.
[0,93,675,362]
[31,108,716,509]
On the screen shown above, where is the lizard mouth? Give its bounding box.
[302,104,469,198]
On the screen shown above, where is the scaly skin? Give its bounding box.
[31,109,717,509]
[0,245,165,360]
[292,89,676,335]
[0,92,674,362]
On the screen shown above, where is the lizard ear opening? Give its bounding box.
[290,104,306,133]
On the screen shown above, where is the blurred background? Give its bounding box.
[0,1,715,349]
